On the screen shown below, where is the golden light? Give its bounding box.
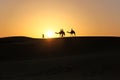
[46,30,54,38]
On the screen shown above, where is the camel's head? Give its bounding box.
[67,31,69,33]
[55,32,59,34]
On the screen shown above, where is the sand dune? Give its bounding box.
[0,36,120,80]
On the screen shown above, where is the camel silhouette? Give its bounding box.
[67,29,76,36]
[55,29,65,37]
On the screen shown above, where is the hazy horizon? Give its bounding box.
[0,0,120,38]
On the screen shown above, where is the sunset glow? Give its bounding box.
[0,0,120,38]
[46,30,54,38]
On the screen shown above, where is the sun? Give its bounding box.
[46,30,54,38]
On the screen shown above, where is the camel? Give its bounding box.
[55,29,65,37]
[67,29,76,36]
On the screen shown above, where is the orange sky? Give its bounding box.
[0,0,120,38]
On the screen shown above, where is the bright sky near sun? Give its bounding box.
[0,0,120,38]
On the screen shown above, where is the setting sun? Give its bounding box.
[46,31,54,38]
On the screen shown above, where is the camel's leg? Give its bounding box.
[74,33,76,36]
[62,34,63,37]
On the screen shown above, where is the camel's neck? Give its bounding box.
[55,32,60,34]
[67,32,71,33]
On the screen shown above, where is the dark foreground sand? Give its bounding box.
[0,52,120,80]
[0,37,120,80]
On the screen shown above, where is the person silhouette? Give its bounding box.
[42,34,44,38]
